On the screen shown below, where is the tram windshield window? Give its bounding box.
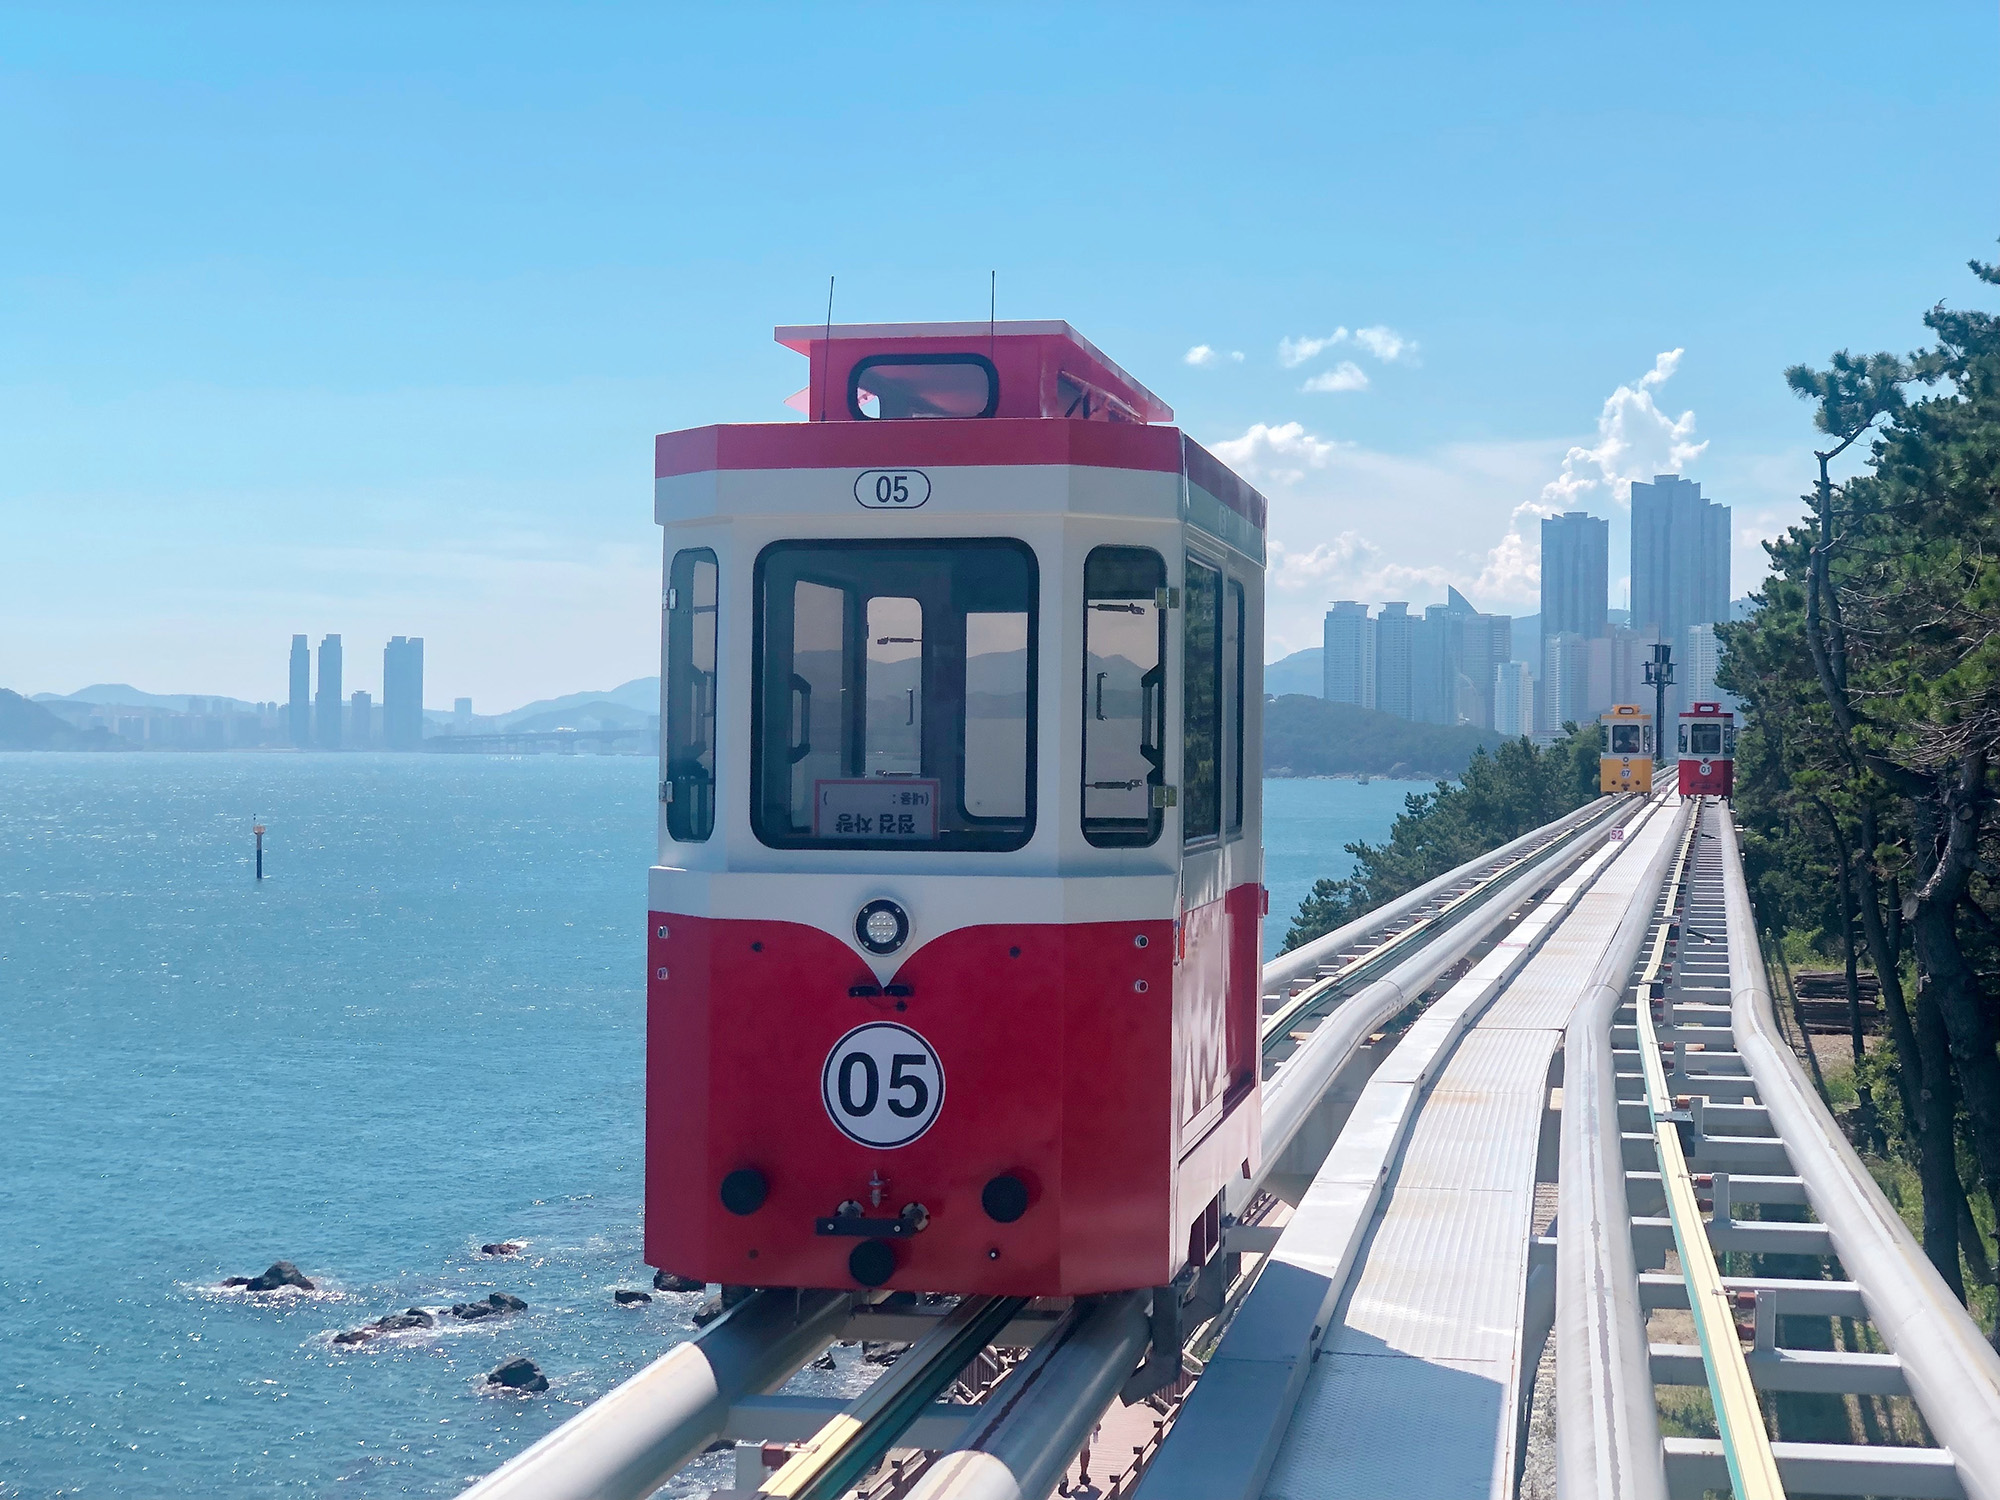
[1082,546,1167,848]
[1227,578,1245,837]
[1183,558,1222,845]
[850,355,999,420]
[752,539,1036,851]
[1609,723,1644,754]
[664,547,718,842]
[1687,721,1722,755]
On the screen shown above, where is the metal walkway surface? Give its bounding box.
[1259,802,1682,1499]
[1139,798,1681,1500]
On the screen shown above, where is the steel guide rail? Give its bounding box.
[1561,799,2000,1500]
[1628,808,1783,1499]
[1260,797,1623,1063]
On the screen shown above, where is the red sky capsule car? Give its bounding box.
[1676,701,1736,798]
[645,322,1268,1298]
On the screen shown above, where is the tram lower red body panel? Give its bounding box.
[644,894,1261,1296]
[1677,759,1734,797]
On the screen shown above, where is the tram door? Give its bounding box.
[1174,552,1250,1152]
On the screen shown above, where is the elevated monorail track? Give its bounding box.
[460,793,2000,1500]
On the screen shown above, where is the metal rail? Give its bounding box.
[1629,810,1782,1498]
[1260,796,1621,1066]
[1559,799,2000,1499]
[1140,796,1671,1500]
[757,1295,1025,1500]
[1717,809,2000,1500]
[1552,799,1692,1500]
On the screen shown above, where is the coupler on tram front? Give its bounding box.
[643,319,1270,1310]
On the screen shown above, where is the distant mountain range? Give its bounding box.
[26,677,663,729]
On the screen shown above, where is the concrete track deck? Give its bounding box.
[1259,804,1679,1500]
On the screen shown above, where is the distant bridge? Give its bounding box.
[421,727,652,754]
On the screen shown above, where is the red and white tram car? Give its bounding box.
[645,322,1268,1300]
[1676,701,1736,798]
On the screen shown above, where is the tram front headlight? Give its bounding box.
[856,899,910,956]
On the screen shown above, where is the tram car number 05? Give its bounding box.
[855,469,932,509]
[822,1022,946,1149]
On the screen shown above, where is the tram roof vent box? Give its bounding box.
[774,320,1174,426]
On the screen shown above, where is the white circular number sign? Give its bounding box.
[821,1022,945,1149]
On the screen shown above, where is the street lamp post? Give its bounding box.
[1643,643,1674,765]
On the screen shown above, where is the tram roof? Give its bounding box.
[773,319,1174,425]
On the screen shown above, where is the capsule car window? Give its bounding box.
[752,539,1037,851]
[1610,723,1643,754]
[664,548,718,842]
[1082,546,1167,848]
[849,355,999,420]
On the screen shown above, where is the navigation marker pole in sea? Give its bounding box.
[254,819,265,881]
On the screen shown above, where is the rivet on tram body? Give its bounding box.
[1133,980,1149,994]
[657,924,669,940]
[656,968,669,980]
[1133,934,1149,949]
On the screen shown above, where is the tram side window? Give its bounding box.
[1609,723,1644,755]
[664,548,718,842]
[1226,578,1245,838]
[1687,721,1722,756]
[1183,558,1222,845]
[752,539,1037,851]
[1082,546,1167,848]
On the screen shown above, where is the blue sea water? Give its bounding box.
[0,755,1413,1498]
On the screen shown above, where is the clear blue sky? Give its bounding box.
[4,3,1995,710]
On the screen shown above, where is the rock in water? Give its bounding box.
[332,1328,375,1345]
[219,1276,251,1288]
[861,1341,910,1366]
[613,1289,652,1306]
[690,1295,725,1327]
[480,1242,525,1256]
[811,1353,837,1372]
[653,1270,705,1293]
[452,1292,526,1320]
[244,1261,315,1292]
[486,1357,548,1393]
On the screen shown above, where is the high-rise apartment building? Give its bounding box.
[454,698,473,732]
[1541,630,1589,732]
[1457,608,1513,730]
[1322,602,1374,708]
[348,690,373,748]
[1493,660,1534,737]
[1373,604,1414,721]
[316,635,343,750]
[383,636,424,750]
[1541,511,1609,644]
[1631,475,1730,716]
[288,635,311,748]
[1686,623,1735,709]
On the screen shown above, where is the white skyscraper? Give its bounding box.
[1322,602,1375,707]
[1493,660,1534,737]
[1686,623,1735,710]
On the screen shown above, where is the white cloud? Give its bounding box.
[1278,331,1348,367]
[1230,350,1245,363]
[1209,421,1344,486]
[1184,344,1217,367]
[1541,348,1707,509]
[1352,325,1415,363]
[1301,361,1370,394]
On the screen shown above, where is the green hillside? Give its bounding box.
[1263,693,1508,779]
